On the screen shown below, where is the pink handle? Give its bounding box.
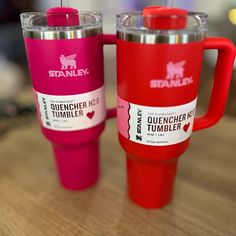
[102,34,117,119]
[193,37,236,131]
[103,34,116,45]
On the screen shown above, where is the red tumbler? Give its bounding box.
[116,6,236,208]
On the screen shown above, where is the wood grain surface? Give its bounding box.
[0,90,236,236]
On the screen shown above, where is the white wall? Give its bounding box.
[194,0,236,19]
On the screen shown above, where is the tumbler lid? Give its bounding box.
[143,6,187,30]
[127,155,178,209]
[47,7,79,27]
[53,140,99,190]
[117,7,207,44]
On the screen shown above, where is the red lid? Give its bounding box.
[47,7,79,27]
[127,155,178,209]
[143,5,187,30]
[53,140,99,190]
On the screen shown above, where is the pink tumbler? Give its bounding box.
[20,8,115,190]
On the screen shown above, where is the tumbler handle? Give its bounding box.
[102,34,117,119]
[193,37,235,131]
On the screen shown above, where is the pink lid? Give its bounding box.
[53,140,99,190]
[47,7,79,27]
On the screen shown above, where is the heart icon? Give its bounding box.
[183,122,190,132]
[87,111,95,119]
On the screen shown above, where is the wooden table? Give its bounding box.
[0,104,236,235]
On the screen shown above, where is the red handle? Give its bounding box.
[102,34,117,119]
[193,37,235,131]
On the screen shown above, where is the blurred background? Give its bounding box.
[0,0,235,137]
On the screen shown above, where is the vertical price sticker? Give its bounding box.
[117,96,197,146]
[35,86,106,131]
